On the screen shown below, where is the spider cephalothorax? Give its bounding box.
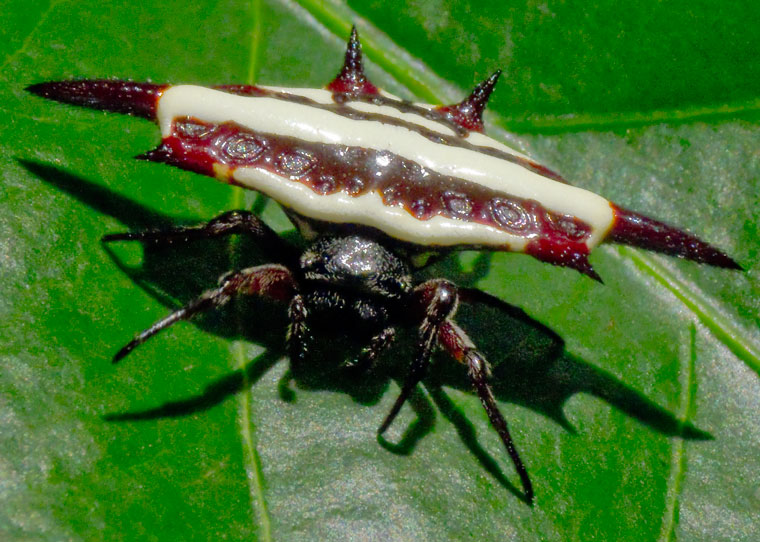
[27,27,740,504]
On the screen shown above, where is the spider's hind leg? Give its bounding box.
[113,264,298,363]
[103,210,298,264]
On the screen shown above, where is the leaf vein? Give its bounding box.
[231,4,272,536]
[618,247,760,375]
[658,324,697,542]
[0,0,65,73]
[234,341,272,542]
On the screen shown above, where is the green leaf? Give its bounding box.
[2,1,759,541]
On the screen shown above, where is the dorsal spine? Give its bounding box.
[26,80,166,119]
[436,70,502,133]
[326,26,379,95]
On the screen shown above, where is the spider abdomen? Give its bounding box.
[27,26,739,281]
[151,87,612,258]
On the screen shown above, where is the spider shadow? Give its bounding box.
[22,159,712,500]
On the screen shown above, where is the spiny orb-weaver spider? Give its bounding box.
[27,27,740,504]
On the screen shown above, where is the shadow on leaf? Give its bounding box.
[21,158,712,499]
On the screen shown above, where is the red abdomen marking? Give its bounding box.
[144,118,594,262]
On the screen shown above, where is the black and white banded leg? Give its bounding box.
[286,294,312,365]
[345,327,397,373]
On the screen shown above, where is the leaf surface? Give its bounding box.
[1,1,759,541]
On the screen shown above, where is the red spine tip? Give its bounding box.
[608,204,741,269]
[327,26,378,95]
[135,144,174,163]
[435,70,502,132]
[136,136,216,178]
[26,80,166,120]
[525,238,603,282]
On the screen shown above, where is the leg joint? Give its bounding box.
[413,279,459,323]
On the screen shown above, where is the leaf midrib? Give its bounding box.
[657,324,697,542]
[231,1,272,539]
[619,247,760,374]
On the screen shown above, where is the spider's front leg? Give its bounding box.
[103,210,298,265]
[378,279,457,434]
[348,327,396,373]
[380,279,533,504]
[113,264,298,363]
[286,294,312,364]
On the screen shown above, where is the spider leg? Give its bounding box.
[380,278,533,503]
[378,279,457,434]
[113,264,297,363]
[102,210,298,264]
[286,294,312,364]
[345,327,396,373]
[438,320,534,504]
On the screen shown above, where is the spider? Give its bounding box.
[27,26,739,505]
